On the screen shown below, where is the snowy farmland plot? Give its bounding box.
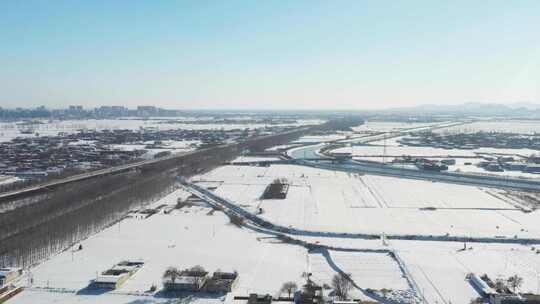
[308,249,416,301]
[200,162,540,239]
[293,134,349,144]
[351,122,442,133]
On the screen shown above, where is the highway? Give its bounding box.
[298,159,540,191]
[335,120,472,145]
[288,120,471,159]
[287,120,540,191]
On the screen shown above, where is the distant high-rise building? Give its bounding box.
[95,106,129,117]
[137,106,158,117]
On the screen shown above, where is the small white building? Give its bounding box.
[93,261,144,289]
[468,273,496,296]
[93,272,131,289]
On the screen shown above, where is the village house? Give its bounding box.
[93,261,144,289]
[163,269,208,292]
[204,271,239,293]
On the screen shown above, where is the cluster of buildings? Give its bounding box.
[469,273,540,304]
[400,131,540,151]
[477,155,540,173]
[391,156,451,171]
[163,269,239,293]
[0,134,146,180]
[0,127,270,182]
[397,131,540,174]
[391,154,540,174]
[0,105,181,120]
[0,105,316,123]
[92,262,239,294]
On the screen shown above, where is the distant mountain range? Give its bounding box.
[380,102,540,116]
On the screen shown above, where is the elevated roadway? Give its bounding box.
[298,159,540,192]
[286,120,540,191]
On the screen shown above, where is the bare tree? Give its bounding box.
[188,265,207,287]
[331,273,352,300]
[281,281,298,298]
[494,278,506,293]
[380,288,391,298]
[507,275,523,294]
[189,265,206,273]
[163,267,181,284]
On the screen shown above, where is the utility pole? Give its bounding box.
[383,133,387,164]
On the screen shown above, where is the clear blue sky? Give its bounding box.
[1,0,539,110]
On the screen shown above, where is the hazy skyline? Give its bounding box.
[1,1,539,110]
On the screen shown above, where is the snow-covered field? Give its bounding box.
[11,189,308,303]
[265,144,302,152]
[351,122,442,133]
[200,163,540,239]
[309,250,409,290]
[9,183,417,303]
[231,156,283,163]
[10,155,540,304]
[293,134,348,144]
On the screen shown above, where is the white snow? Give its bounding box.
[11,156,540,304]
[293,134,348,144]
[351,122,443,133]
[12,193,307,303]
[199,164,540,239]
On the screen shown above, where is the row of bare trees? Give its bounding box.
[0,167,176,267]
